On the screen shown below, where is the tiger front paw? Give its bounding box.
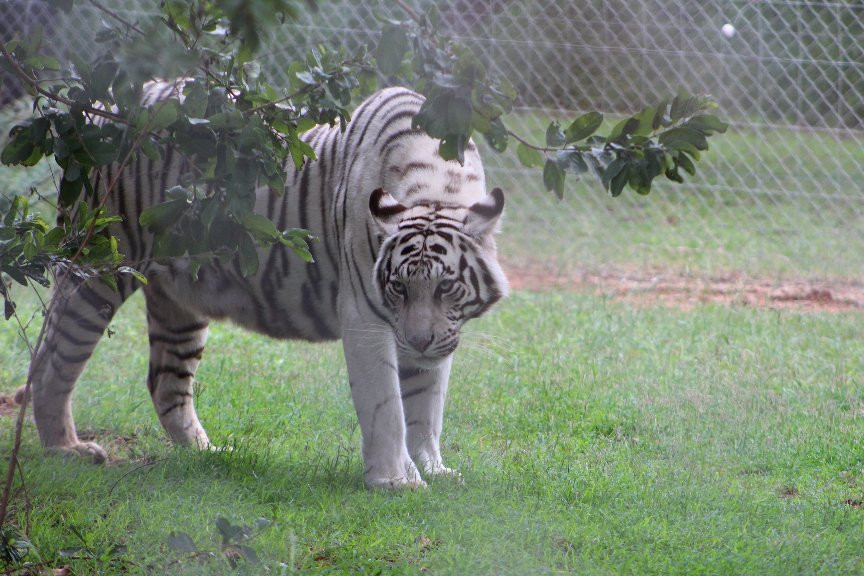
[364,459,426,490]
[47,442,108,464]
[412,452,460,480]
[367,475,428,490]
[425,463,461,479]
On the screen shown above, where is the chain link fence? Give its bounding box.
[2,0,863,282]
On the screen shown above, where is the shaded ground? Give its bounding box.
[505,265,864,313]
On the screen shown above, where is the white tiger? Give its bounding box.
[26,86,508,488]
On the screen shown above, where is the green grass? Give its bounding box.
[2,290,864,574]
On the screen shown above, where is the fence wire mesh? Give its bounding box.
[2,0,863,283]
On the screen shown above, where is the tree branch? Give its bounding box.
[0,37,127,125]
[392,0,423,25]
[88,0,146,36]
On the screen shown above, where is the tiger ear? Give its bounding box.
[463,188,505,237]
[369,188,407,234]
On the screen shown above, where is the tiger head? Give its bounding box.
[369,188,509,366]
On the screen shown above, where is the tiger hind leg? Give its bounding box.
[29,276,136,463]
[144,281,211,449]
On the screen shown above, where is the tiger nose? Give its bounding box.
[407,333,434,353]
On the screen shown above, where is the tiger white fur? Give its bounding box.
[26,86,508,488]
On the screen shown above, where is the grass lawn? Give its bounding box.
[1,289,864,574]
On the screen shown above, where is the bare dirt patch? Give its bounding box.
[505,265,864,313]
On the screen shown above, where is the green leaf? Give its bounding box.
[1,131,35,166]
[446,96,472,137]
[556,150,589,175]
[376,25,408,76]
[140,137,161,161]
[182,82,208,118]
[3,265,29,287]
[481,117,508,153]
[545,122,566,147]
[627,159,651,195]
[281,229,314,263]
[607,117,639,143]
[438,134,467,165]
[138,199,186,231]
[542,158,565,199]
[677,152,696,176]
[241,212,280,241]
[4,196,19,226]
[80,139,116,166]
[670,94,703,122]
[237,233,259,277]
[4,299,15,321]
[147,100,180,131]
[163,0,192,30]
[91,61,118,97]
[59,176,84,205]
[659,126,708,153]
[633,106,656,136]
[610,164,629,197]
[295,71,316,86]
[117,266,148,286]
[64,162,81,182]
[28,117,51,146]
[665,167,684,183]
[207,111,245,130]
[287,136,317,170]
[413,95,448,140]
[685,114,729,134]
[601,157,627,191]
[201,198,222,228]
[516,143,544,169]
[23,55,61,71]
[564,112,603,144]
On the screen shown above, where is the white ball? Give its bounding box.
[721,23,736,38]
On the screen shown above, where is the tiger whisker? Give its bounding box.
[457,344,516,370]
[460,330,516,354]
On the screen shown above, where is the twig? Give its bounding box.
[506,129,585,154]
[13,459,30,535]
[2,560,61,575]
[0,281,48,525]
[107,458,171,498]
[0,38,126,125]
[393,0,422,26]
[88,0,146,36]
